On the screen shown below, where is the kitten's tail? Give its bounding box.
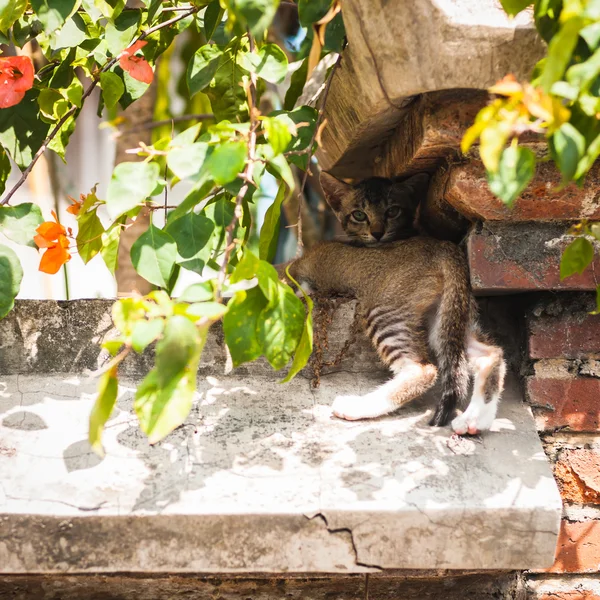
[429,246,472,426]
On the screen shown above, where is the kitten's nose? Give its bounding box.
[371,231,384,241]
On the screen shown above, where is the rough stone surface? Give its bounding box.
[545,520,600,574]
[0,301,561,573]
[527,377,600,432]
[468,224,600,293]
[445,161,600,222]
[0,572,520,600]
[526,576,600,600]
[318,0,544,177]
[554,449,600,505]
[528,295,600,360]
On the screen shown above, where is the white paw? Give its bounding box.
[452,401,497,435]
[332,395,368,421]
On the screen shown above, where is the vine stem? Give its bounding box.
[295,54,341,258]
[0,6,199,207]
[216,32,259,299]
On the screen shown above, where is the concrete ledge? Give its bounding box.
[0,301,561,573]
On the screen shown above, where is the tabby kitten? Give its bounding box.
[281,173,506,434]
[321,172,429,244]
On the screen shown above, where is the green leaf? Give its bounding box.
[0,244,23,319]
[48,114,77,160]
[499,0,532,15]
[281,268,313,383]
[179,282,214,303]
[130,224,177,289]
[223,286,268,366]
[165,211,214,274]
[267,152,295,189]
[204,1,224,40]
[118,67,151,109]
[284,59,308,111]
[186,301,227,320]
[155,315,201,386]
[112,296,146,337]
[106,161,160,220]
[567,46,600,93]
[0,0,27,34]
[257,284,304,370]
[298,0,331,26]
[238,43,288,84]
[187,44,223,97]
[538,17,584,92]
[206,140,248,185]
[100,71,125,110]
[53,12,88,49]
[272,105,317,169]
[487,145,536,206]
[552,123,586,182]
[231,247,260,282]
[105,8,140,55]
[259,183,286,262]
[0,89,50,170]
[89,368,119,456]
[131,318,164,353]
[30,0,80,33]
[225,0,279,38]
[0,147,9,198]
[167,142,210,180]
[77,208,105,264]
[560,237,595,279]
[206,42,250,122]
[101,221,122,275]
[134,359,198,444]
[262,115,293,156]
[581,21,600,49]
[93,0,125,19]
[0,203,43,247]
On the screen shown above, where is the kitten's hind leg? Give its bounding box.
[332,358,438,421]
[451,336,506,435]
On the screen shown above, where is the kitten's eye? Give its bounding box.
[387,207,402,218]
[352,210,367,222]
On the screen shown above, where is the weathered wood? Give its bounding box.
[318,0,544,178]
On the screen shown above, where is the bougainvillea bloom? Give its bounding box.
[0,56,34,109]
[66,195,82,216]
[119,41,154,84]
[34,211,72,274]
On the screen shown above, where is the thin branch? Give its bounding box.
[1,6,199,206]
[295,54,341,257]
[216,32,259,298]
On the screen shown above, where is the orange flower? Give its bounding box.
[119,41,154,84]
[34,211,72,274]
[0,56,34,109]
[66,195,82,215]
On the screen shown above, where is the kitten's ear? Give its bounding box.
[394,173,429,208]
[320,172,352,212]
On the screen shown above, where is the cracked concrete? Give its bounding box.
[0,300,561,573]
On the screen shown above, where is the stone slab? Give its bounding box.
[468,224,600,293]
[0,301,561,573]
[445,161,600,222]
[318,0,544,177]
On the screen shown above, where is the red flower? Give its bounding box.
[0,56,34,109]
[34,211,72,274]
[119,41,154,85]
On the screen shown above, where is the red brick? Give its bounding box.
[545,520,600,573]
[446,160,600,222]
[527,377,600,432]
[555,449,600,504]
[468,224,600,293]
[529,313,600,359]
